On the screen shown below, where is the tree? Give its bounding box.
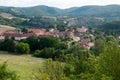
[15,42,30,54]
[0,37,15,52]
[25,36,39,51]
[38,36,60,50]
[33,59,64,80]
[98,41,120,80]
[90,39,105,56]
[66,44,89,59]
[34,48,56,59]
[21,27,28,33]
[25,36,65,51]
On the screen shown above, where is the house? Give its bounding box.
[87,42,94,49]
[0,33,4,40]
[28,28,46,36]
[78,39,94,49]
[14,33,37,40]
[2,31,37,40]
[76,26,88,33]
[4,30,15,34]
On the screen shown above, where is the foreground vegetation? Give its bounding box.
[0,39,120,80]
[0,30,120,80]
[0,52,44,80]
[33,41,120,80]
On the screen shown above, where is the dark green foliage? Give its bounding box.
[90,39,105,56]
[15,42,30,54]
[0,62,18,80]
[39,37,52,49]
[21,27,28,33]
[25,36,39,51]
[38,36,60,50]
[34,48,56,59]
[34,48,64,59]
[56,42,68,50]
[66,44,89,59]
[24,36,67,52]
[98,21,120,37]
[0,37,15,52]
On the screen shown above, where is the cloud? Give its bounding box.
[0,0,120,8]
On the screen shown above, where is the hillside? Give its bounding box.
[0,5,61,16]
[64,5,120,17]
[98,21,120,36]
[0,25,16,33]
[0,5,120,17]
[0,52,44,80]
[0,12,16,19]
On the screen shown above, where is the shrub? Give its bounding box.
[34,48,64,59]
[0,62,19,80]
[15,42,30,54]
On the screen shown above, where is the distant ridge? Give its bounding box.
[0,5,120,17]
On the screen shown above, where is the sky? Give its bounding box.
[0,0,120,9]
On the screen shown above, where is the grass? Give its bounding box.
[0,51,45,80]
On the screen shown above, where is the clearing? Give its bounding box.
[0,12,16,19]
[0,51,45,80]
[0,25,16,33]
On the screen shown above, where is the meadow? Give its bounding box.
[0,51,44,80]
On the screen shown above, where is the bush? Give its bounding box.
[15,42,30,54]
[0,62,18,80]
[34,48,65,59]
[34,48,56,59]
[33,59,64,80]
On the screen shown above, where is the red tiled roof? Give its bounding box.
[4,30,15,34]
[28,29,46,33]
[2,33,37,38]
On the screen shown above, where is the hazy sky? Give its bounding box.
[0,0,120,9]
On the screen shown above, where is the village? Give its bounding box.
[0,25,94,49]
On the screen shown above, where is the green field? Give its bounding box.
[0,51,45,80]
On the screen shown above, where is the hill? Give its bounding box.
[0,5,61,16]
[0,5,120,17]
[64,5,120,17]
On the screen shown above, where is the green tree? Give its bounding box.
[98,41,120,80]
[34,59,64,80]
[15,42,30,54]
[91,39,105,56]
[0,37,15,52]
[25,36,39,51]
[38,36,60,50]
[67,44,89,59]
[34,48,56,59]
